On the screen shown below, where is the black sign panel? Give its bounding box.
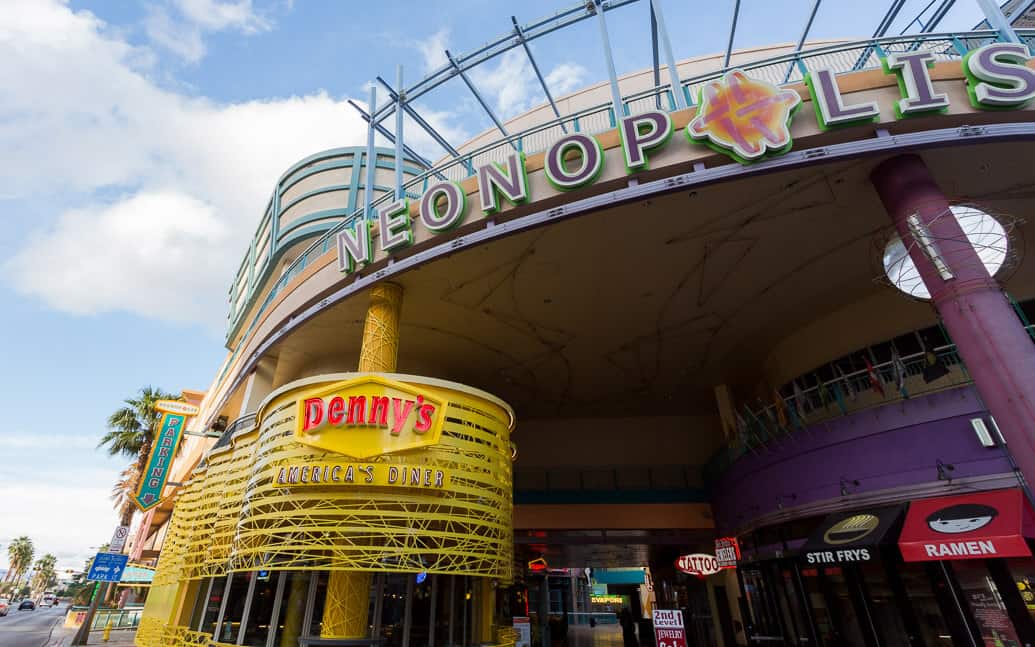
[802,505,905,565]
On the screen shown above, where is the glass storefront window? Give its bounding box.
[271,572,310,647]
[820,567,867,647]
[896,561,954,646]
[199,575,228,637]
[307,571,328,638]
[188,578,211,632]
[241,571,281,646]
[216,572,253,644]
[857,560,908,646]
[953,560,1022,647]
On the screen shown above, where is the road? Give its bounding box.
[0,605,66,647]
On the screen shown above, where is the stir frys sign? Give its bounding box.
[133,399,199,511]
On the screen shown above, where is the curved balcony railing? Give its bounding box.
[703,321,1035,484]
[215,30,1034,390]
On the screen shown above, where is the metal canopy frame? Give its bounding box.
[723,0,742,69]
[512,15,568,133]
[444,48,516,148]
[783,0,823,82]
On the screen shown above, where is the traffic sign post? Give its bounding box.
[652,610,688,647]
[87,552,128,582]
[73,552,129,645]
[109,526,130,554]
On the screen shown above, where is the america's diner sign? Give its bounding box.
[339,43,1035,274]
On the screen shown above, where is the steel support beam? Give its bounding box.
[650,5,661,109]
[395,65,405,199]
[346,99,432,169]
[650,0,687,109]
[594,0,625,119]
[364,84,378,220]
[976,0,1022,41]
[445,49,515,147]
[853,0,908,69]
[920,0,956,32]
[376,77,463,160]
[723,0,742,69]
[513,16,567,133]
[783,0,823,83]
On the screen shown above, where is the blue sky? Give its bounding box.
[0,0,988,573]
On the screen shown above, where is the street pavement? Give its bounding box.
[0,604,66,647]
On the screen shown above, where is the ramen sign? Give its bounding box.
[294,376,448,458]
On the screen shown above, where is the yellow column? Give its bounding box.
[280,574,308,647]
[357,282,404,373]
[321,282,403,639]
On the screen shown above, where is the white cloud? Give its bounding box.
[0,0,370,329]
[145,5,207,64]
[417,28,450,73]
[145,0,271,62]
[173,0,271,33]
[546,62,588,95]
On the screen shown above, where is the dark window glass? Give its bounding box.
[241,572,280,646]
[272,572,310,647]
[897,561,954,646]
[857,560,909,646]
[216,572,252,644]
[821,567,867,647]
[307,571,328,638]
[378,574,409,647]
[954,560,1022,646]
[199,575,228,637]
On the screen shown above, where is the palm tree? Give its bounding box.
[3,537,34,592]
[98,386,180,526]
[30,554,57,596]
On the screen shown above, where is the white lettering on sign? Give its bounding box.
[674,554,720,577]
[922,541,997,557]
[805,548,872,564]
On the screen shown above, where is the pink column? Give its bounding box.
[871,154,1035,487]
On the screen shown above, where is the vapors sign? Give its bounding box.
[338,43,1035,274]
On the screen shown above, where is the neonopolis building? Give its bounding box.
[136,1,1035,646]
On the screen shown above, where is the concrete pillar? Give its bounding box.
[871,154,1035,488]
[321,282,404,638]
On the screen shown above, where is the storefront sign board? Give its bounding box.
[133,407,190,512]
[272,460,452,490]
[715,537,740,568]
[802,506,905,564]
[293,375,449,459]
[899,488,1034,561]
[652,610,687,647]
[675,553,720,577]
[338,43,1035,276]
[513,617,531,647]
[87,552,128,582]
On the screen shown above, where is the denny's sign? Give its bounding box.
[339,43,1035,274]
[294,376,448,458]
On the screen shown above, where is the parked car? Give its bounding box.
[0,598,9,616]
[18,600,35,611]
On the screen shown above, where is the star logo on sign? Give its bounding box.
[687,70,801,163]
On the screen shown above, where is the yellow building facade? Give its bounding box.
[138,283,516,647]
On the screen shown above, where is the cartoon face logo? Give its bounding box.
[926,503,998,534]
[686,70,801,164]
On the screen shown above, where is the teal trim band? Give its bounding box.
[277,208,350,238]
[278,184,350,214]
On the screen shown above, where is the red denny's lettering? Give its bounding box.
[302,393,437,435]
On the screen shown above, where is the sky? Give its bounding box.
[0,0,989,575]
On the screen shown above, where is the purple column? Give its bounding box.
[871,154,1035,487]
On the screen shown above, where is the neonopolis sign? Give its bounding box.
[294,376,448,459]
[337,43,1035,274]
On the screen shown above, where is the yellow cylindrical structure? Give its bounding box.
[323,283,404,637]
[357,282,403,373]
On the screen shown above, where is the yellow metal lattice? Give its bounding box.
[151,373,513,587]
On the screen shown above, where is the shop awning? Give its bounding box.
[802,505,905,565]
[898,488,1035,562]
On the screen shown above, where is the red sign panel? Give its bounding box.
[899,488,1034,562]
[675,554,719,577]
[652,610,687,647]
[715,537,740,569]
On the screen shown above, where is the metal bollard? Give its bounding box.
[103,618,112,642]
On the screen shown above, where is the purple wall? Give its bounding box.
[712,385,1014,532]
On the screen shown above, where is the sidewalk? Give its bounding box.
[44,623,137,646]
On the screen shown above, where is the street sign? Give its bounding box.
[652,610,687,647]
[133,411,188,511]
[87,552,128,583]
[109,526,130,553]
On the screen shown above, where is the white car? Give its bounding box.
[0,598,9,616]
